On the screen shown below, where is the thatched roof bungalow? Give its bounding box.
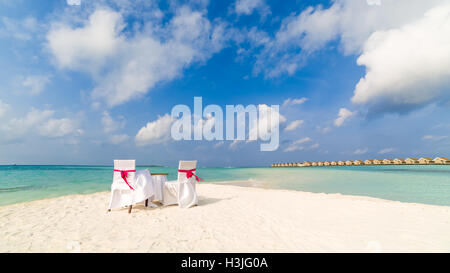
[345,160,353,166]
[318,162,324,166]
[354,160,364,165]
[383,159,394,165]
[405,158,419,164]
[331,161,338,166]
[324,161,331,166]
[393,158,405,165]
[303,161,311,167]
[373,159,383,165]
[433,157,450,164]
[364,160,374,165]
[419,157,432,164]
[338,161,345,166]
[311,162,318,166]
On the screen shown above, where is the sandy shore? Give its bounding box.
[1,183,450,252]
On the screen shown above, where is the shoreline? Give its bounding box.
[2,179,450,209]
[1,183,450,252]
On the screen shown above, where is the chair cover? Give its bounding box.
[109,160,154,210]
[163,160,198,208]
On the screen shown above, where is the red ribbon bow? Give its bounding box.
[114,169,136,190]
[178,168,204,182]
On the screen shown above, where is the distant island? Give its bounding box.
[272,157,450,167]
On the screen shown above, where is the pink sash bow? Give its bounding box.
[114,169,136,190]
[178,169,204,182]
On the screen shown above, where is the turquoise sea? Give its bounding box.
[0,165,449,207]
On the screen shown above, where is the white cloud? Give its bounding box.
[0,108,82,142]
[378,147,395,154]
[282,97,308,107]
[233,0,270,17]
[354,148,369,155]
[351,3,450,113]
[422,135,448,142]
[135,114,175,146]
[0,16,38,40]
[110,134,129,144]
[284,137,311,152]
[101,111,125,133]
[47,9,124,72]
[67,0,81,6]
[39,118,81,138]
[0,100,9,118]
[47,7,229,107]
[309,143,319,150]
[334,108,355,127]
[21,75,51,95]
[249,0,449,114]
[284,120,304,132]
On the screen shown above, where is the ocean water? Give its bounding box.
[0,165,449,206]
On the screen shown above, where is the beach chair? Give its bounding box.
[108,160,154,213]
[162,160,202,208]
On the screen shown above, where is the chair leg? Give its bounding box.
[145,199,148,207]
[128,205,132,214]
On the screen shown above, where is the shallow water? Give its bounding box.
[0,165,449,206]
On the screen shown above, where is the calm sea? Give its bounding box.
[0,165,449,206]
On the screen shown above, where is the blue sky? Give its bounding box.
[0,0,449,166]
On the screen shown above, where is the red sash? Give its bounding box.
[114,169,136,190]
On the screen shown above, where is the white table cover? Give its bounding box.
[109,169,154,210]
[150,175,166,202]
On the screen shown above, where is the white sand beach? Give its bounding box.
[1,183,450,253]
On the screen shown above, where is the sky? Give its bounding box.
[0,0,449,166]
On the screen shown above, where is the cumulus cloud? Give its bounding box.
[21,75,51,95]
[47,6,230,107]
[0,16,38,40]
[351,3,450,113]
[284,120,304,132]
[284,137,311,152]
[282,97,308,107]
[248,0,449,114]
[334,108,355,127]
[135,114,175,146]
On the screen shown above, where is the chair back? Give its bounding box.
[177,160,197,182]
[113,160,136,185]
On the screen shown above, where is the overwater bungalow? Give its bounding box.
[345,160,353,166]
[338,161,345,166]
[303,161,311,167]
[419,157,433,164]
[373,159,383,165]
[383,159,394,165]
[324,162,331,166]
[294,162,302,167]
[354,160,364,165]
[331,161,338,166]
[393,158,405,165]
[318,162,324,166]
[288,163,294,167]
[364,160,374,165]
[311,162,318,166]
[405,158,419,164]
[433,157,450,164]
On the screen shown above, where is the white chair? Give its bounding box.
[163,160,201,208]
[108,160,154,213]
